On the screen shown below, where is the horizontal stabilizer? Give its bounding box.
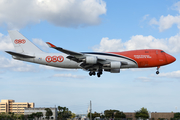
[5,51,35,58]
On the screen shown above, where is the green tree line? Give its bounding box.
[88,110,126,119]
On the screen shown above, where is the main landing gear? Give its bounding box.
[89,68,103,78]
[156,66,160,75]
[97,69,103,78]
[89,71,96,76]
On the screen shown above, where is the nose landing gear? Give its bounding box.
[156,66,160,75]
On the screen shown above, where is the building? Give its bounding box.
[124,112,175,120]
[151,112,174,120]
[24,107,57,120]
[124,112,136,120]
[0,99,34,114]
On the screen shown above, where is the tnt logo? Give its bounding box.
[45,56,64,63]
[14,39,26,44]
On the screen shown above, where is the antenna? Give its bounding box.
[90,101,92,120]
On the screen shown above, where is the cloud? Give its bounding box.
[0,56,36,72]
[92,37,124,52]
[135,77,153,82]
[93,34,180,53]
[0,33,14,51]
[149,18,158,25]
[135,76,174,84]
[142,14,149,21]
[150,15,180,32]
[155,70,180,79]
[149,1,180,32]
[172,1,180,13]
[32,38,49,52]
[52,73,86,79]
[125,35,169,50]
[0,0,106,29]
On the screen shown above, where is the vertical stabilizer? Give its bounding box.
[8,30,43,53]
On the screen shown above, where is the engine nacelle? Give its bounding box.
[110,69,120,73]
[110,62,121,69]
[85,56,97,64]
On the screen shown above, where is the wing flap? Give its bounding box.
[5,51,35,58]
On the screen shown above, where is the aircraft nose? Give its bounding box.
[166,53,176,64]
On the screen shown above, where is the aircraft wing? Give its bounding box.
[46,42,87,63]
[46,42,128,72]
[46,42,83,56]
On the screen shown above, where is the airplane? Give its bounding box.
[6,30,176,77]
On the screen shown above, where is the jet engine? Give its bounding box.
[103,62,121,73]
[104,61,121,69]
[110,62,121,69]
[85,56,98,64]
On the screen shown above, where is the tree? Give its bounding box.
[28,113,36,120]
[71,113,76,118]
[100,114,105,119]
[135,107,149,119]
[58,106,64,112]
[45,108,53,120]
[88,112,100,119]
[104,110,119,118]
[89,112,100,119]
[32,113,37,118]
[36,112,43,120]
[174,112,180,119]
[19,114,25,120]
[114,111,126,118]
[93,112,100,118]
[58,106,72,120]
[13,114,18,120]
[11,112,14,119]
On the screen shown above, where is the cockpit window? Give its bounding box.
[161,51,165,53]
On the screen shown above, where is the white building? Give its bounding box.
[24,107,57,119]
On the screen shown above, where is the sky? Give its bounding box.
[0,0,180,114]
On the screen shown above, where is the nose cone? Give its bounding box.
[166,54,176,64]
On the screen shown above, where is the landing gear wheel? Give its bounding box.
[89,71,96,76]
[89,72,92,76]
[89,71,93,76]
[97,73,101,77]
[156,66,160,75]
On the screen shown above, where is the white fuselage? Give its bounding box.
[12,52,138,69]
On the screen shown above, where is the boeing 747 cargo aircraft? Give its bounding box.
[6,30,176,77]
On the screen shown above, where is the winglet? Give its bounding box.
[46,42,56,48]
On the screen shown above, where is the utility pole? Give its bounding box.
[90,101,92,120]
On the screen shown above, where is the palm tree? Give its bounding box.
[36,112,43,120]
[45,108,53,120]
